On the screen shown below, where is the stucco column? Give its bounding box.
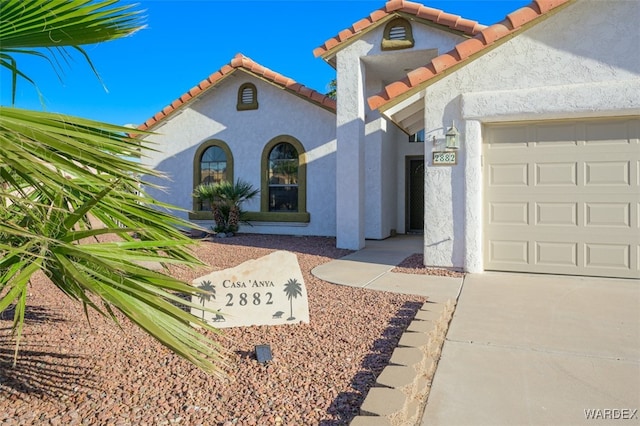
[463,119,483,272]
[335,53,365,250]
[422,95,460,268]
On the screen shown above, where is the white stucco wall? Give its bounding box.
[418,0,640,271]
[335,20,468,246]
[142,72,337,236]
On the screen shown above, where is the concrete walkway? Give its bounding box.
[311,235,463,303]
[313,236,640,425]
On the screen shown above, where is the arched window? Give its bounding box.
[382,18,414,50]
[192,140,233,211]
[237,82,258,110]
[268,143,298,212]
[260,136,306,214]
[200,146,227,185]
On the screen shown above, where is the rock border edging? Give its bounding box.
[350,299,456,426]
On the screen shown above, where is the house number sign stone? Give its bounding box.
[191,251,309,328]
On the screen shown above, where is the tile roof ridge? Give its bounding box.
[313,0,484,58]
[367,0,573,111]
[137,54,335,132]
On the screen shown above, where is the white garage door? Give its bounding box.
[484,118,639,279]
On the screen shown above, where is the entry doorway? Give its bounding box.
[406,157,424,233]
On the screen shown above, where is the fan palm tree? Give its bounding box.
[193,179,258,233]
[283,278,303,321]
[192,183,226,230]
[215,179,259,232]
[0,0,225,375]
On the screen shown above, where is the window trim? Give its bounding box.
[236,82,258,111]
[259,135,308,220]
[381,17,414,51]
[191,139,234,213]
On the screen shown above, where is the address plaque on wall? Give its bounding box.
[432,151,457,166]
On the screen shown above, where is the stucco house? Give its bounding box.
[139,0,639,279]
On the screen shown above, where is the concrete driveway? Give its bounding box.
[421,272,640,426]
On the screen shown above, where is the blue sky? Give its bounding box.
[0,0,530,127]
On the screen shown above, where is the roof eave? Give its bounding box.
[315,13,398,63]
[381,91,425,136]
[137,55,336,133]
[137,72,238,135]
[371,0,576,116]
[315,11,479,64]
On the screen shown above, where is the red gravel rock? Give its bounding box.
[392,253,465,277]
[1,234,426,425]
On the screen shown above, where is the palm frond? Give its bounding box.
[0,0,226,375]
[0,0,145,49]
[0,0,145,101]
[0,107,222,374]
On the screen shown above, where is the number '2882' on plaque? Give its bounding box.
[432,151,457,166]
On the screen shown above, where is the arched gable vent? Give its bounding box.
[382,18,414,50]
[389,25,407,40]
[237,82,258,110]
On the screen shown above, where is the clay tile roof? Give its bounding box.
[313,0,484,58]
[454,37,485,60]
[507,6,540,27]
[480,23,512,44]
[416,6,441,21]
[385,0,404,12]
[137,53,336,132]
[367,0,573,111]
[436,12,460,29]
[406,65,435,86]
[431,53,459,74]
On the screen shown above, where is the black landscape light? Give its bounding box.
[255,344,273,364]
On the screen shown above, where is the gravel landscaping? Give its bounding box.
[1,234,428,425]
[393,253,464,278]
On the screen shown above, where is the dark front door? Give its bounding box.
[407,158,424,232]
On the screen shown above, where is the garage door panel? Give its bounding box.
[585,244,630,270]
[489,202,529,225]
[489,163,528,186]
[585,202,630,227]
[487,126,529,145]
[535,241,578,267]
[535,202,578,226]
[535,162,577,186]
[484,118,639,279]
[584,120,632,145]
[584,161,630,186]
[488,240,529,264]
[535,122,578,145]
[486,238,636,275]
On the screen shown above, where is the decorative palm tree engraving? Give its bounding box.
[283,278,303,321]
[197,280,216,321]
